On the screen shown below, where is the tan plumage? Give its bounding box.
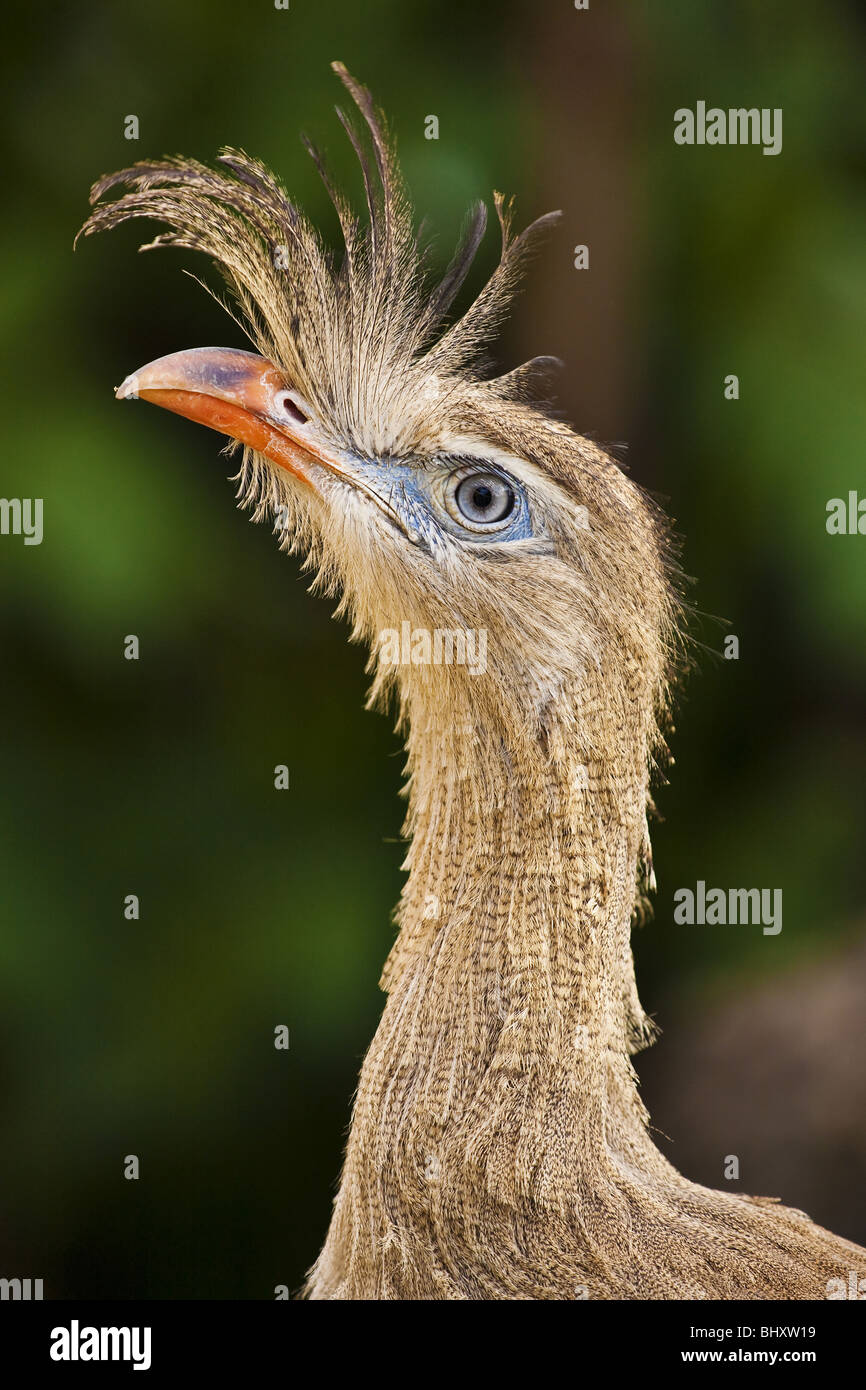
[79,62,866,1300]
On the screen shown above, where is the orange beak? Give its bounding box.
[116,346,336,493]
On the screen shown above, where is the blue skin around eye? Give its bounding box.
[345,457,535,549]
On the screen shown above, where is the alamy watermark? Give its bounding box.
[378,621,488,676]
[826,1270,866,1300]
[1,1276,43,1299]
[674,881,782,935]
[674,103,782,157]
[49,1321,151,1370]
[0,498,43,545]
[826,491,865,535]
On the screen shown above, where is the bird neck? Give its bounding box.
[364,671,658,1202]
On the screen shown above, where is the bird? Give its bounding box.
[78,61,866,1300]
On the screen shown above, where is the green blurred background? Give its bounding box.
[1,0,864,1297]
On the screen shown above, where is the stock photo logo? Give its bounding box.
[377,622,488,676]
[0,498,42,545]
[673,102,783,155]
[673,882,783,936]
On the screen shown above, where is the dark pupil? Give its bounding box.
[472,484,493,511]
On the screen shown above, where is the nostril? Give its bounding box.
[278,393,309,425]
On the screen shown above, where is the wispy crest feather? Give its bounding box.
[76,62,560,458]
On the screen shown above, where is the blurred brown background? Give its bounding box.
[0,0,864,1295]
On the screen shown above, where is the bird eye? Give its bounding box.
[450,471,516,528]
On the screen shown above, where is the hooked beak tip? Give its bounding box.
[116,373,139,400]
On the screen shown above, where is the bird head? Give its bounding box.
[78,63,680,784]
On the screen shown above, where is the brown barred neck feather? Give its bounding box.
[76,61,561,461]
